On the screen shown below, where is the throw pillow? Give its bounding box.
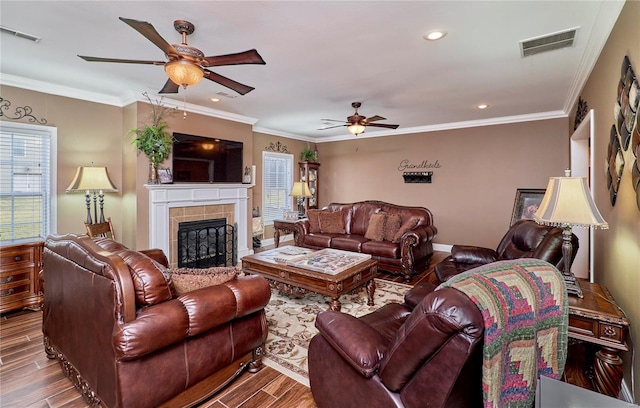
[117,249,173,306]
[318,211,346,234]
[307,209,322,233]
[169,266,240,296]
[365,212,387,241]
[384,213,402,242]
[392,218,420,243]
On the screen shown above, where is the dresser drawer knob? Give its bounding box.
[3,276,13,283]
[1,288,14,297]
[14,256,22,262]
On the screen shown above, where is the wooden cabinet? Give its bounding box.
[1,241,43,314]
[299,162,320,213]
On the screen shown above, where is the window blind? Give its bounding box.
[262,152,293,225]
[0,123,55,243]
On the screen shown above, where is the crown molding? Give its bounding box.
[252,126,314,142]
[0,74,258,125]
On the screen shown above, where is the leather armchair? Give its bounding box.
[308,283,484,408]
[435,219,578,283]
[42,234,271,408]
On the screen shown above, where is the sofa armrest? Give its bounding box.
[315,311,388,378]
[450,244,498,264]
[113,275,270,360]
[404,282,437,309]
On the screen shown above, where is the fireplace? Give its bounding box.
[177,219,237,268]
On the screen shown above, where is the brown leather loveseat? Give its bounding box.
[42,234,271,408]
[294,200,437,281]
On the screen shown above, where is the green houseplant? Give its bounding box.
[130,93,176,184]
[300,145,318,162]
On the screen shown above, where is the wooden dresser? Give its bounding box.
[0,241,44,314]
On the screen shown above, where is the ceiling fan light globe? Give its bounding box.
[165,60,204,87]
[348,124,365,135]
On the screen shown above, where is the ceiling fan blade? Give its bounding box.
[158,79,180,94]
[203,49,266,67]
[119,17,179,57]
[318,124,347,130]
[320,119,348,123]
[78,55,165,65]
[364,115,386,123]
[366,123,400,129]
[204,69,255,95]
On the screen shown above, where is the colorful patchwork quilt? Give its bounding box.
[441,258,568,408]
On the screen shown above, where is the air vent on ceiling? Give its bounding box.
[0,25,42,43]
[520,27,578,57]
[215,91,237,99]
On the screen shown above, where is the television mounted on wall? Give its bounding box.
[172,133,243,183]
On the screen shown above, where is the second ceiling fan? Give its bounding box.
[319,102,399,135]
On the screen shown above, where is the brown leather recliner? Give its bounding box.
[435,219,578,283]
[308,281,483,408]
[42,234,271,408]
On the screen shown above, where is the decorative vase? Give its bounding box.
[148,161,158,184]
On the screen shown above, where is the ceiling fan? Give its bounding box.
[78,17,265,95]
[319,102,399,135]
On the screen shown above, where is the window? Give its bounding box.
[0,122,57,243]
[262,151,293,225]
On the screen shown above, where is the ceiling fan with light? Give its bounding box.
[319,102,399,135]
[78,17,265,95]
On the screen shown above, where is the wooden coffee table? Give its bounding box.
[241,247,378,312]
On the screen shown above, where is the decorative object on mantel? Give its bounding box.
[0,97,47,124]
[265,141,290,153]
[129,92,177,184]
[534,169,608,298]
[573,96,588,131]
[66,164,119,224]
[402,171,432,183]
[243,166,252,184]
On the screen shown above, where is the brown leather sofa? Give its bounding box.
[435,219,578,283]
[42,234,271,408]
[308,281,483,408]
[294,200,437,281]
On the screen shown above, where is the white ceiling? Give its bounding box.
[0,1,624,142]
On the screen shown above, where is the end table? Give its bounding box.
[273,219,304,248]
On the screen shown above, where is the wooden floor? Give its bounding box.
[0,249,594,407]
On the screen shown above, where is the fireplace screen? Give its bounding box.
[177,219,237,268]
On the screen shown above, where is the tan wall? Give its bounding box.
[575,0,640,400]
[318,119,569,248]
[0,85,125,241]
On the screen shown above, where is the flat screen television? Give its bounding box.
[172,133,243,183]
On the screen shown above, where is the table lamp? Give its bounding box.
[289,181,312,218]
[66,165,118,224]
[534,170,608,298]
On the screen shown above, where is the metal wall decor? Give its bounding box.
[606,125,624,206]
[573,96,588,131]
[0,97,48,124]
[265,141,290,153]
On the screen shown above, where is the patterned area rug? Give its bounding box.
[263,278,411,385]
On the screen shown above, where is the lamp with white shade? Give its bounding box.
[289,181,312,218]
[534,170,608,298]
[66,165,118,225]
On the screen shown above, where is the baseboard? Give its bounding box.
[433,243,452,253]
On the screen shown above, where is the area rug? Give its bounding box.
[263,278,411,386]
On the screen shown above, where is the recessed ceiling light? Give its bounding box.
[423,30,447,41]
[476,103,490,110]
[210,98,220,102]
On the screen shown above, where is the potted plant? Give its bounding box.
[300,145,318,162]
[129,92,177,184]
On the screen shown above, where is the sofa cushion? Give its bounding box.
[319,211,346,234]
[307,209,323,233]
[168,266,240,296]
[361,240,400,259]
[384,213,402,242]
[304,233,333,248]
[331,235,368,252]
[118,249,174,307]
[392,218,419,243]
[365,213,386,241]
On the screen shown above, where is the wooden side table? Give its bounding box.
[272,219,304,248]
[568,281,630,398]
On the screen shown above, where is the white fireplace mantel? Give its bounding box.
[145,183,254,263]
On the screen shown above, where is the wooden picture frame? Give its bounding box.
[158,168,173,184]
[510,188,546,226]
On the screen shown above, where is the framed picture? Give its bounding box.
[158,168,173,184]
[283,210,299,221]
[510,188,546,226]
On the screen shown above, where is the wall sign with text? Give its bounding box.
[398,159,440,183]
